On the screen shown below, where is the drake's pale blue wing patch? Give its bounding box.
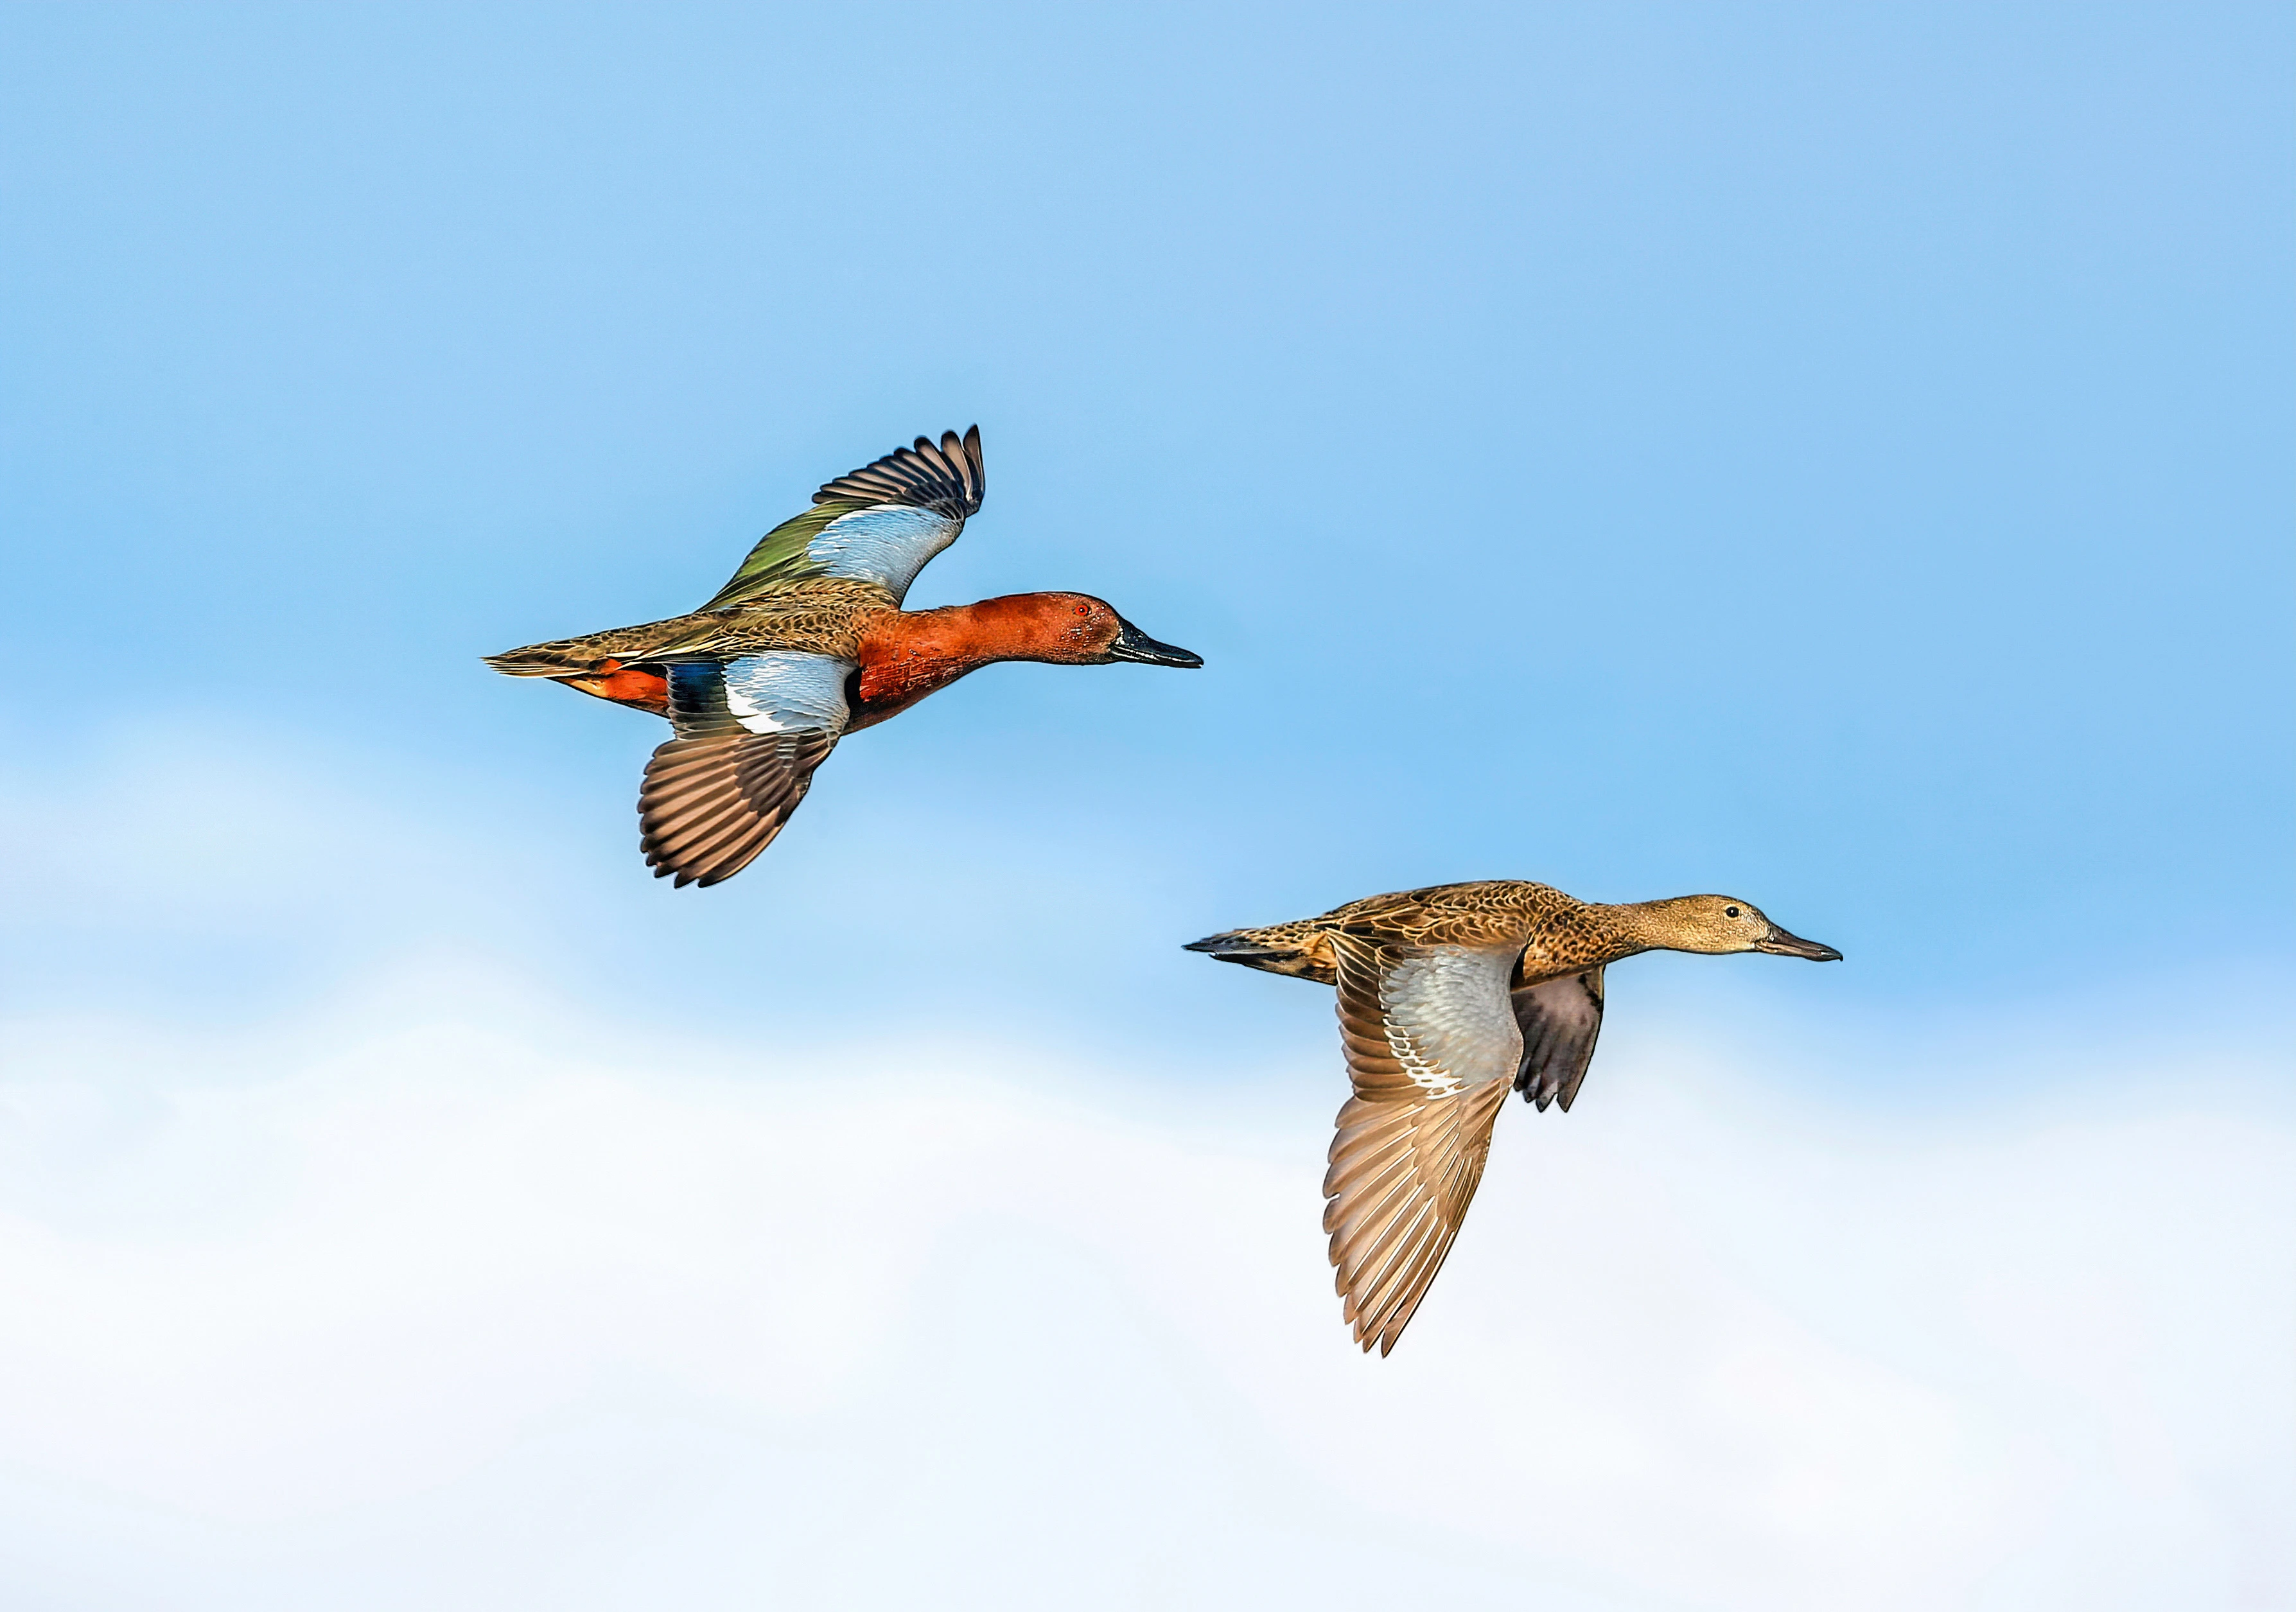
[803,504,963,604]
[663,654,852,740]
[712,500,959,609]
[701,427,984,611]
[723,653,852,735]
[640,654,853,887]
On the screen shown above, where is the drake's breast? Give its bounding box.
[846,613,984,730]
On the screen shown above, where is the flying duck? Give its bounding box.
[1186,880,1841,1354]
[486,428,1201,886]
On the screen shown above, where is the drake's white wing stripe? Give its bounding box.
[722,653,854,735]
[1378,947,1524,1096]
[807,504,961,604]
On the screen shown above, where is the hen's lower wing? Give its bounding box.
[1323,934,1524,1354]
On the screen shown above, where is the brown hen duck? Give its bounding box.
[1188,879,1840,1354]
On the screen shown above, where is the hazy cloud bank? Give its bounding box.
[0,963,2286,1611]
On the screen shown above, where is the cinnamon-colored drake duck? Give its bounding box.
[1186,879,1840,1355]
[486,427,1200,886]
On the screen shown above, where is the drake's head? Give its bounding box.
[987,593,1204,667]
[1632,895,1842,960]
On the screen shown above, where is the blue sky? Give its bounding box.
[4,0,2289,1046]
[1,5,2290,1608]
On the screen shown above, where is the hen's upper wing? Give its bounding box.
[1511,966,1606,1111]
[1323,933,1523,1355]
[701,427,985,612]
[636,653,852,887]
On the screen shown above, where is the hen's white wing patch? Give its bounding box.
[806,505,962,604]
[1322,938,1526,1353]
[1376,946,1526,1096]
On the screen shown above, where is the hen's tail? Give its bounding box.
[1183,924,1336,985]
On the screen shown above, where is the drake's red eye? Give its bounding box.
[1074,604,1089,617]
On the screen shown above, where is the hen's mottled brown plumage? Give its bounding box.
[1187,879,1840,1354]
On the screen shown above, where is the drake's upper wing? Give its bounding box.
[636,653,852,888]
[701,427,986,611]
[1511,966,1606,1111]
[1323,934,1522,1355]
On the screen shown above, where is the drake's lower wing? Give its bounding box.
[1511,966,1606,1111]
[1323,934,1523,1355]
[640,729,839,887]
[637,654,852,888]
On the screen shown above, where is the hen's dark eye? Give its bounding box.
[1724,906,1741,918]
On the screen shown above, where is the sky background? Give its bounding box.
[0,3,2290,1608]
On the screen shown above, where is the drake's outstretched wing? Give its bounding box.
[1323,934,1521,1355]
[636,654,852,888]
[1511,967,1606,1111]
[701,427,986,611]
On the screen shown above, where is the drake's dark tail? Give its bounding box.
[483,639,602,678]
[484,638,673,716]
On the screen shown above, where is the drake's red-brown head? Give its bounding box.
[850,591,1200,728]
[952,591,1204,667]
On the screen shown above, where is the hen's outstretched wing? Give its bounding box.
[1323,934,1523,1355]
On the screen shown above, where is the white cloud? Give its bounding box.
[0,965,2286,1611]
